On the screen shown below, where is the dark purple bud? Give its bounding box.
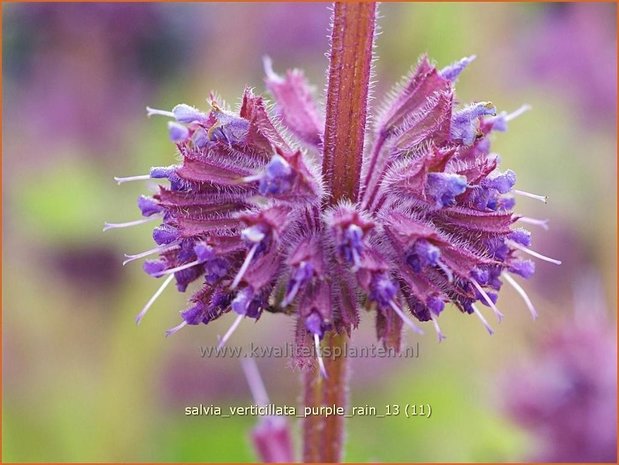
[174,267,203,292]
[194,242,216,262]
[339,224,364,267]
[427,295,445,316]
[231,287,263,319]
[498,196,516,210]
[486,238,510,261]
[143,260,166,277]
[407,239,441,272]
[181,302,205,325]
[305,311,324,337]
[426,173,468,208]
[283,261,314,306]
[137,195,162,217]
[439,55,476,82]
[509,228,532,246]
[167,121,190,143]
[471,267,490,285]
[477,289,498,306]
[508,259,536,279]
[232,288,252,316]
[258,155,295,195]
[483,170,517,194]
[369,273,397,309]
[153,224,178,245]
[150,166,176,179]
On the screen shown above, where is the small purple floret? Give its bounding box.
[138,195,163,217]
[172,104,207,123]
[426,173,468,208]
[258,155,294,195]
[167,121,190,143]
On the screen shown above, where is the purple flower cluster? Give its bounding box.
[110,54,558,368]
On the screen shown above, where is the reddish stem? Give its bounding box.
[302,3,376,462]
[322,2,377,205]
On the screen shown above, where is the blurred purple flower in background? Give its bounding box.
[525,3,617,122]
[4,4,193,155]
[502,275,617,462]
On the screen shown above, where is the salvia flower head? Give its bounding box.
[109,52,559,371]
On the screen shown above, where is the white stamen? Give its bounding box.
[351,248,361,272]
[281,280,302,307]
[430,315,446,342]
[389,300,424,335]
[241,358,270,406]
[165,320,187,337]
[314,333,328,379]
[504,104,532,122]
[217,313,244,350]
[231,243,260,290]
[146,106,175,118]
[123,244,177,266]
[508,241,562,265]
[114,174,151,184]
[436,259,454,283]
[471,278,504,322]
[153,259,202,277]
[103,216,159,232]
[517,216,549,231]
[471,303,494,335]
[135,274,175,325]
[503,273,538,319]
[513,189,548,204]
[240,173,263,184]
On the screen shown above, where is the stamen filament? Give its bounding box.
[114,174,151,184]
[430,315,446,342]
[471,278,504,322]
[503,273,538,319]
[231,243,259,290]
[314,333,328,379]
[165,320,187,337]
[146,106,175,118]
[437,259,454,283]
[471,303,494,335]
[240,174,263,184]
[517,216,550,230]
[217,313,245,350]
[513,189,548,204]
[282,280,302,307]
[389,300,424,335]
[508,241,562,265]
[135,274,175,325]
[504,104,532,122]
[154,259,202,277]
[123,244,177,266]
[103,216,159,232]
[241,358,270,406]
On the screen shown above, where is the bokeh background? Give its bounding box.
[3,2,617,462]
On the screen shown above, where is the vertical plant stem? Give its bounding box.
[303,2,377,462]
[302,332,349,463]
[322,1,377,204]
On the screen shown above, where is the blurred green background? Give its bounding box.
[2,2,616,462]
